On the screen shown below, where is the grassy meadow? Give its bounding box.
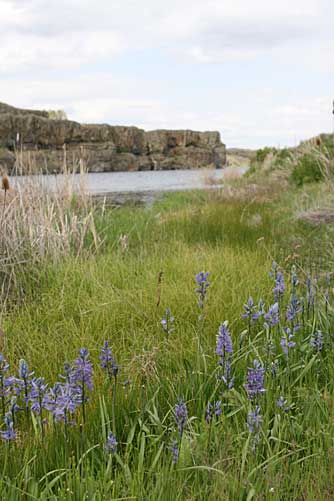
[0,171,334,499]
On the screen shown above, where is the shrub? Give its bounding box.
[272,148,292,168]
[255,147,275,164]
[291,154,324,186]
[247,147,276,175]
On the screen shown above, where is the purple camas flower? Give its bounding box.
[50,361,84,424]
[105,432,118,454]
[270,261,278,278]
[62,362,72,382]
[242,297,265,324]
[44,383,62,415]
[4,376,24,397]
[71,348,93,392]
[169,439,179,463]
[273,271,285,301]
[276,396,290,412]
[52,382,81,423]
[245,360,265,399]
[18,359,34,411]
[254,299,265,321]
[216,322,234,389]
[160,308,175,339]
[246,405,263,433]
[286,294,301,330]
[264,303,279,329]
[29,377,48,415]
[221,359,235,389]
[174,398,188,438]
[19,359,34,380]
[195,271,210,309]
[216,322,233,361]
[310,330,323,351]
[0,412,16,441]
[242,296,256,320]
[100,341,119,380]
[205,400,222,423]
[280,328,296,358]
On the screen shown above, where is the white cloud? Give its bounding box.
[0,30,123,72]
[1,0,332,72]
[0,0,332,147]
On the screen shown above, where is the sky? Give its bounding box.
[0,0,333,148]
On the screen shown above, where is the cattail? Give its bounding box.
[1,172,9,217]
[1,174,9,193]
[156,270,163,307]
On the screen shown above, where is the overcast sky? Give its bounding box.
[0,0,333,148]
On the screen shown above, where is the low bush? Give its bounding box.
[255,147,275,164]
[291,154,324,186]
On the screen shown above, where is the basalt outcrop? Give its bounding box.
[0,103,226,173]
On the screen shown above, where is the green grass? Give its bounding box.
[1,187,334,499]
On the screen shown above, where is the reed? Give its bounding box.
[0,168,99,305]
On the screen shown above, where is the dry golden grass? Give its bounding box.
[0,170,99,303]
[213,175,286,204]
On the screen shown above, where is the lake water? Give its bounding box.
[11,166,247,204]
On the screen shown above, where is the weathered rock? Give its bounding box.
[0,103,226,173]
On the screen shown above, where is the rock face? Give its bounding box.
[0,103,226,173]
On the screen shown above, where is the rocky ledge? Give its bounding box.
[0,103,226,173]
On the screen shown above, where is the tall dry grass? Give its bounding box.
[0,169,100,305]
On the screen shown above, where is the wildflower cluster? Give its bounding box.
[0,263,332,474]
[0,344,113,442]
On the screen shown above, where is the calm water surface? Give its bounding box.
[13,167,246,193]
[11,167,247,204]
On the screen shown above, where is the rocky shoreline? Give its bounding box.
[0,103,226,174]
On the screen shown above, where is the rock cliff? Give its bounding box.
[0,103,226,173]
